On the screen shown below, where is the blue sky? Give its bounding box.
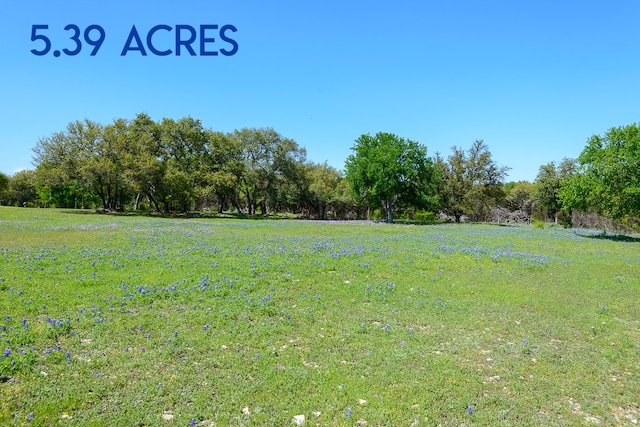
[2,1,639,182]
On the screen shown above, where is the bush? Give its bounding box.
[415,210,436,222]
[533,221,545,229]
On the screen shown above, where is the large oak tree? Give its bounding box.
[344,132,439,223]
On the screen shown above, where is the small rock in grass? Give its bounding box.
[242,406,250,415]
[292,414,305,425]
[161,412,174,421]
[358,399,368,406]
[312,411,321,418]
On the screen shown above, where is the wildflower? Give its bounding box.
[522,339,528,346]
[401,341,406,348]
[467,405,473,415]
[2,348,10,358]
[189,419,197,426]
[27,413,34,422]
[383,324,390,332]
[346,408,352,417]
[21,317,28,330]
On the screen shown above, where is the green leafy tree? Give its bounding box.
[233,128,306,216]
[0,172,9,204]
[157,117,209,212]
[200,130,244,213]
[126,113,165,211]
[32,122,93,208]
[504,181,537,215]
[534,158,576,223]
[344,132,439,223]
[438,140,509,222]
[7,170,38,207]
[560,124,640,221]
[305,162,344,219]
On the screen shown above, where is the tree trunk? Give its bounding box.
[384,200,394,223]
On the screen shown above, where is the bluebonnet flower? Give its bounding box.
[27,413,34,422]
[346,408,352,417]
[467,406,473,415]
[383,324,390,332]
[2,348,10,358]
[522,339,528,346]
[189,419,197,426]
[401,341,406,348]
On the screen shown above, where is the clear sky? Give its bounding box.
[2,1,639,182]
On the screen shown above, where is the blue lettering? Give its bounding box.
[199,24,218,56]
[175,25,197,56]
[219,25,238,56]
[121,25,147,56]
[147,24,172,56]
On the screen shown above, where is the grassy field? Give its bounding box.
[0,207,638,426]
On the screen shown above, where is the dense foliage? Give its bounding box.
[3,115,639,228]
[560,124,640,223]
[344,132,439,223]
[436,140,509,222]
[27,114,351,218]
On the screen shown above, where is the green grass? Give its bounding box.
[1,207,639,426]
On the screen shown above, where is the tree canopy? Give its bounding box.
[344,132,439,223]
[437,140,509,222]
[560,123,640,221]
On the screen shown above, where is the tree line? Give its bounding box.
[0,114,638,230]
